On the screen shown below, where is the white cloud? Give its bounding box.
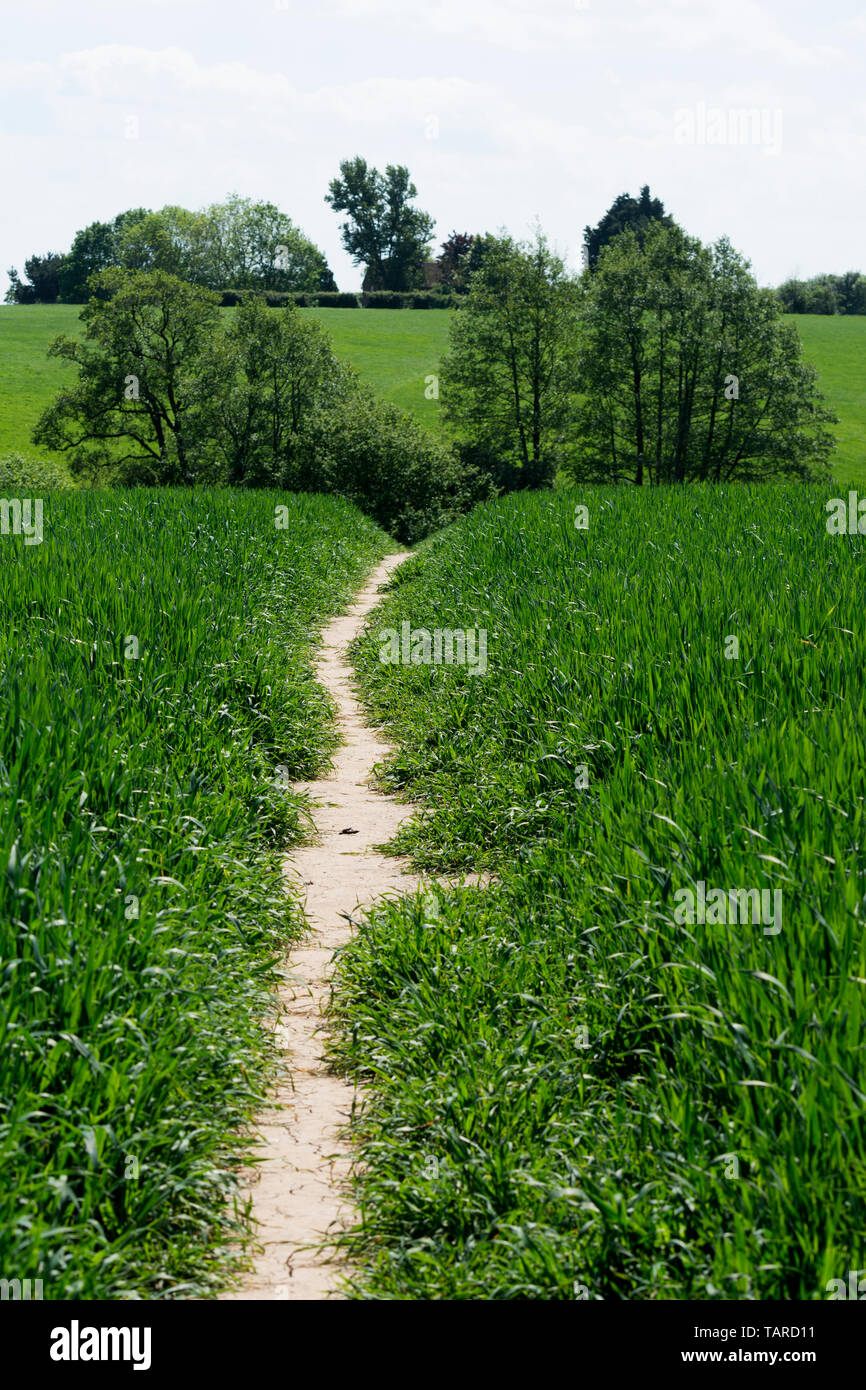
[0,10,863,290]
[326,0,599,54]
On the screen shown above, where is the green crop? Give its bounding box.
[0,487,387,1298]
[334,484,866,1300]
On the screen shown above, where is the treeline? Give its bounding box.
[6,159,481,306]
[219,289,461,309]
[32,273,487,542]
[29,217,837,538]
[775,272,866,315]
[442,225,836,490]
[6,196,338,304]
[18,182,839,537]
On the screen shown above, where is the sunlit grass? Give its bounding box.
[0,488,388,1298]
[333,485,866,1300]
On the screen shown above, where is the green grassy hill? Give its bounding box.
[791,315,866,484]
[0,305,863,484]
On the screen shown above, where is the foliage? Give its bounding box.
[17,198,336,305]
[306,387,493,542]
[221,289,360,308]
[192,297,356,487]
[33,270,222,485]
[440,230,581,488]
[583,184,674,270]
[30,276,477,537]
[777,272,866,316]
[57,212,149,303]
[573,225,837,484]
[335,486,866,1301]
[436,231,476,293]
[326,157,435,291]
[5,253,65,304]
[0,451,71,491]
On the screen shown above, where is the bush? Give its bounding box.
[409,291,458,309]
[362,290,458,308]
[0,453,72,491]
[220,289,360,309]
[221,288,454,310]
[361,291,408,309]
[312,291,360,308]
[303,389,493,542]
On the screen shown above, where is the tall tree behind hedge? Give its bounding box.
[325,158,434,291]
[583,185,674,270]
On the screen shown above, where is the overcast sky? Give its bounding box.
[1,0,864,291]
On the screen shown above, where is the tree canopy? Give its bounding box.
[325,158,434,291]
[572,224,837,484]
[8,197,336,304]
[583,185,674,270]
[440,231,581,489]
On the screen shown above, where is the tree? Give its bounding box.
[198,195,335,292]
[440,231,581,489]
[56,199,335,301]
[436,231,475,292]
[191,297,355,486]
[325,158,434,291]
[116,206,209,282]
[5,253,65,304]
[33,269,221,485]
[57,211,149,302]
[583,185,674,270]
[572,224,837,485]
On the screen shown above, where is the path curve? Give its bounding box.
[222,551,426,1301]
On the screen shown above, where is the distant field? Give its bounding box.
[0,305,450,463]
[0,305,863,483]
[791,315,866,484]
[304,307,450,429]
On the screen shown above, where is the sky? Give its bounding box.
[1,0,864,291]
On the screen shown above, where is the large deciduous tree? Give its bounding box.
[325,158,434,291]
[440,231,581,489]
[572,224,837,485]
[57,210,150,302]
[191,297,355,487]
[33,269,221,485]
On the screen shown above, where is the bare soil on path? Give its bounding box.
[222,552,431,1301]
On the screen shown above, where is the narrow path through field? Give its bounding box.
[222,552,427,1300]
